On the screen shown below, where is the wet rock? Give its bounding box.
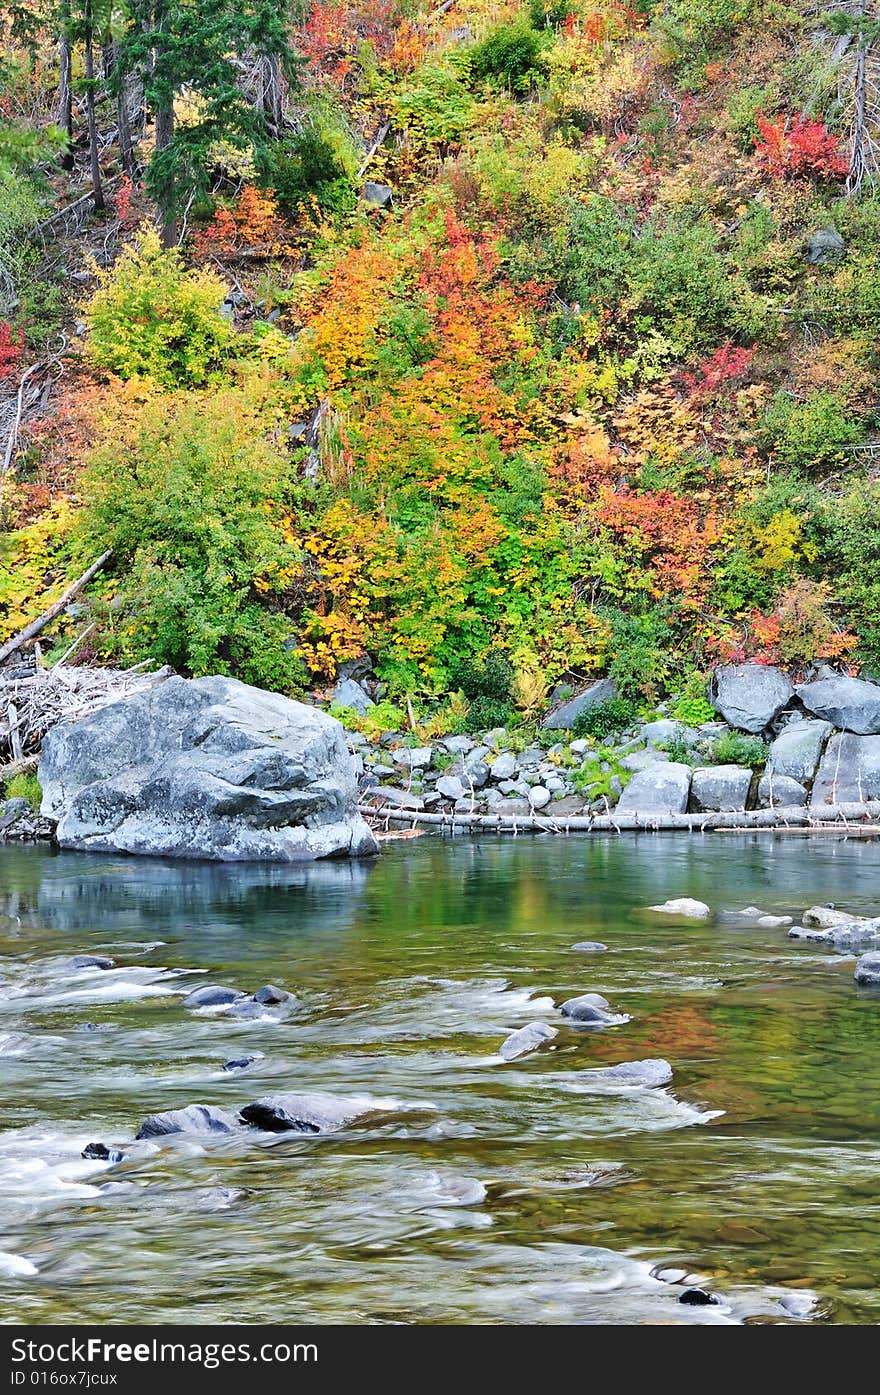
[183,984,243,1008]
[73,1022,116,1034]
[765,720,831,783]
[757,773,808,808]
[331,677,373,715]
[803,906,861,929]
[690,765,752,813]
[855,953,880,986]
[756,914,793,928]
[571,941,607,952]
[194,1186,248,1211]
[616,763,692,815]
[648,897,712,920]
[559,992,620,1025]
[240,1092,389,1133]
[581,1058,672,1087]
[39,674,378,861]
[68,955,116,971]
[135,1104,238,1140]
[253,984,291,1005]
[542,678,617,731]
[812,732,880,806]
[226,999,270,1019]
[798,675,880,734]
[778,1292,816,1320]
[498,1022,558,1061]
[679,1288,719,1306]
[82,1142,126,1163]
[711,664,793,733]
[223,1056,258,1072]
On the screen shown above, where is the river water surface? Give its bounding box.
[1,833,879,1325]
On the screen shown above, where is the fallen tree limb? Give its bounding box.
[0,550,112,667]
[0,755,39,782]
[358,799,880,835]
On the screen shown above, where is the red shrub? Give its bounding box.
[754,113,848,181]
[0,321,24,379]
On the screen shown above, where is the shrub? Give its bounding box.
[4,772,41,810]
[760,391,863,471]
[83,227,235,387]
[467,23,547,94]
[706,731,767,769]
[572,697,638,741]
[262,126,356,218]
[0,319,23,378]
[78,388,306,692]
[754,113,848,182]
[449,649,515,732]
[671,673,715,726]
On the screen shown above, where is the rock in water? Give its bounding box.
[711,663,793,733]
[559,993,624,1025]
[67,955,116,970]
[580,1058,672,1087]
[855,953,880,986]
[252,984,291,1005]
[240,1093,391,1133]
[82,1142,126,1162]
[183,984,243,1008]
[38,674,379,862]
[135,1104,238,1139]
[647,898,712,920]
[679,1288,719,1306]
[498,1022,558,1061]
[571,941,608,952]
[797,675,880,735]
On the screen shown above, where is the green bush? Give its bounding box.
[760,391,863,471]
[262,126,356,218]
[4,772,41,810]
[706,731,768,769]
[449,649,515,732]
[84,227,235,387]
[79,388,306,692]
[572,697,638,741]
[467,23,547,94]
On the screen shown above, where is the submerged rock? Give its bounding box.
[498,1022,558,1061]
[39,674,379,862]
[679,1288,719,1306]
[183,984,243,1008]
[580,1058,672,1087]
[222,1056,258,1072]
[559,993,624,1026]
[711,664,793,733]
[68,955,115,970]
[647,897,712,920]
[855,953,880,985]
[240,1092,392,1134]
[252,984,291,1005]
[82,1142,126,1162]
[571,941,608,952]
[135,1104,238,1140]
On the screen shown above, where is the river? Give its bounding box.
[1,833,878,1325]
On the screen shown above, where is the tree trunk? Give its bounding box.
[58,23,74,171]
[259,54,282,136]
[84,4,105,211]
[151,0,176,246]
[848,4,868,195]
[110,42,135,178]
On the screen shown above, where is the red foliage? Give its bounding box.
[111,175,136,227]
[754,113,848,181]
[683,343,754,401]
[0,321,24,379]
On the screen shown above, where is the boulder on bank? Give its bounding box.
[811,733,880,806]
[690,765,752,813]
[797,676,880,734]
[39,675,379,862]
[765,720,831,783]
[616,763,691,815]
[711,664,793,733]
[542,678,617,731]
[757,773,808,808]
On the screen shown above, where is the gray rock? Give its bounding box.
[711,664,793,733]
[331,677,374,715]
[766,720,830,782]
[559,992,624,1026]
[529,786,551,810]
[798,676,880,735]
[82,1142,126,1162]
[68,954,116,971]
[183,984,243,1008]
[811,733,880,805]
[392,746,433,770]
[253,984,290,1005]
[497,1022,558,1060]
[648,897,712,920]
[616,763,692,815]
[640,719,699,749]
[690,764,752,812]
[855,953,880,985]
[621,748,669,772]
[542,678,617,731]
[373,787,425,810]
[571,941,607,952]
[435,774,466,800]
[757,773,808,808]
[458,760,489,789]
[239,1092,392,1133]
[363,181,392,208]
[439,735,475,754]
[135,1104,238,1140]
[489,752,517,781]
[805,227,845,266]
[580,1058,672,1087]
[39,675,378,862]
[222,1056,258,1072]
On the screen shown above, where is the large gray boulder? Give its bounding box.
[135,1104,238,1140]
[690,765,752,812]
[239,1093,396,1133]
[811,733,880,806]
[797,676,880,734]
[711,664,793,733]
[39,675,379,861]
[331,677,373,715]
[543,678,617,730]
[757,773,808,808]
[765,720,830,783]
[616,763,692,815]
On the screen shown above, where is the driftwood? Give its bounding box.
[359,799,880,835]
[0,755,39,781]
[0,661,169,764]
[0,550,112,667]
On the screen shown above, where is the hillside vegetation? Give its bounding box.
[1,0,879,733]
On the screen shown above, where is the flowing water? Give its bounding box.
[1,832,879,1326]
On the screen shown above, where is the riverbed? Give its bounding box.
[1,833,878,1324]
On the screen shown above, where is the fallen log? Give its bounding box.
[0,755,39,782]
[358,799,880,835]
[0,550,111,667]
